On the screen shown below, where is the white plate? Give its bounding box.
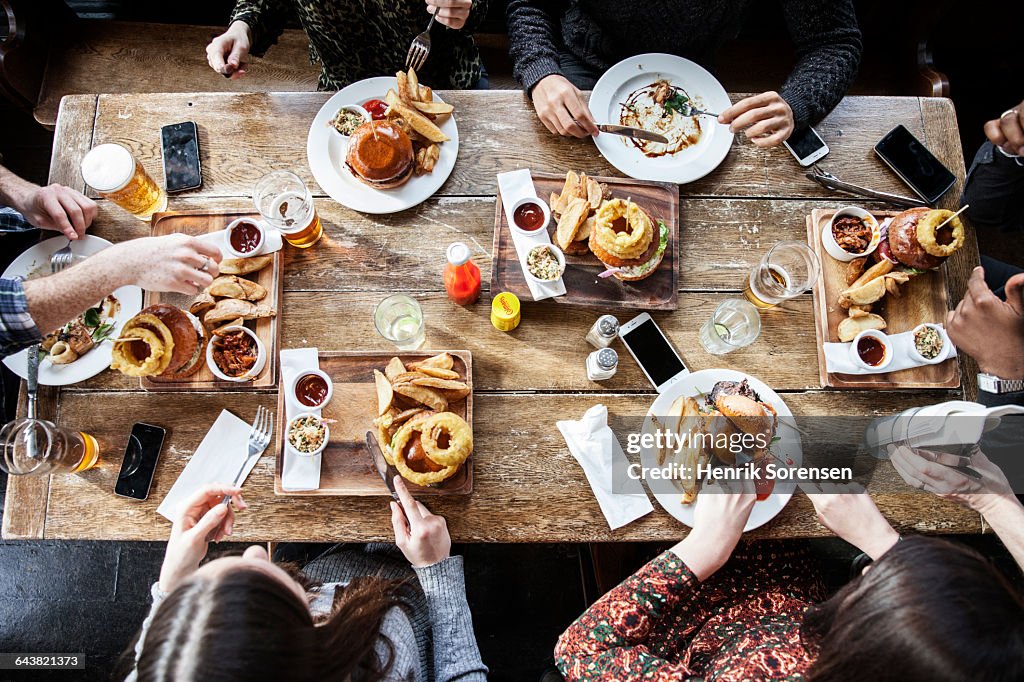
[639,369,802,532]
[307,77,459,214]
[590,53,734,184]
[2,236,143,386]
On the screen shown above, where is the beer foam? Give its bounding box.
[81,143,134,192]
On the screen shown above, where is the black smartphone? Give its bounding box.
[114,422,167,500]
[874,125,956,204]
[160,121,202,193]
[618,313,689,394]
[783,126,830,167]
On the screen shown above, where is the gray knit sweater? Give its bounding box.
[506,0,862,129]
[128,550,487,682]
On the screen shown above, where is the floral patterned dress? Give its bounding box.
[555,543,827,681]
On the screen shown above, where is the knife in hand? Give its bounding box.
[365,430,401,501]
[597,124,668,144]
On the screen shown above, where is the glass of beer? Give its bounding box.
[744,240,821,309]
[80,143,167,221]
[253,171,323,248]
[0,419,100,477]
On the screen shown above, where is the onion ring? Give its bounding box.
[593,199,653,259]
[916,209,965,258]
[48,341,78,365]
[111,314,174,377]
[391,419,458,486]
[419,412,473,467]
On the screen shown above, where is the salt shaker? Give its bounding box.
[586,315,619,348]
[586,348,618,381]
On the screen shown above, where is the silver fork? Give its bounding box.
[405,14,435,72]
[678,102,720,118]
[50,239,73,273]
[219,405,274,506]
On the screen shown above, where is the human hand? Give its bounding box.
[719,91,795,148]
[890,444,1015,518]
[15,183,97,240]
[159,484,246,593]
[947,266,1024,380]
[425,0,472,30]
[531,75,599,139]
[206,21,252,79]
[672,478,756,580]
[804,482,899,560]
[108,233,222,294]
[983,100,1024,157]
[390,476,452,568]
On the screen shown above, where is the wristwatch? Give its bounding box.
[978,373,1024,394]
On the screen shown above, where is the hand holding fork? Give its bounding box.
[406,0,474,71]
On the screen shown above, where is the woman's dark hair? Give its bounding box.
[133,564,403,682]
[803,536,1024,682]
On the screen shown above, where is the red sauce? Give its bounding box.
[444,259,481,306]
[295,373,329,407]
[229,221,262,254]
[363,99,389,120]
[753,458,774,501]
[513,202,545,232]
[857,336,887,367]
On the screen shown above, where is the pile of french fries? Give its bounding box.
[385,68,454,175]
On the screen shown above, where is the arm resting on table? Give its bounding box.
[413,555,489,681]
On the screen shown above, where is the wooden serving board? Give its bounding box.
[274,350,473,497]
[142,210,283,390]
[491,172,679,310]
[807,209,960,390]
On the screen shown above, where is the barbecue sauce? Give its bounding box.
[513,202,545,232]
[857,336,887,367]
[295,374,329,407]
[229,221,262,254]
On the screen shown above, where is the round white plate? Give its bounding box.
[2,235,143,386]
[590,53,734,184]
[640,369,802,532]
[307,77,459,214]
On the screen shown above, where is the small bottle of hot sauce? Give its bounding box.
[444,242,481,305]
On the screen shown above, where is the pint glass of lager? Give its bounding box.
[81,143,167,221]
[253,171,323,248]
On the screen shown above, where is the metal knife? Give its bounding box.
[597,124,668,144]
[365,430,400,501]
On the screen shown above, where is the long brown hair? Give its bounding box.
[134,566,404,682]
[803,536,1024,681]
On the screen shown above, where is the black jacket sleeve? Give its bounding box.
[778,0,863,128]
[506,0,568,94]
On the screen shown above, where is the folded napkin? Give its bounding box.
[198,226,284,257]
[280,347,323,491]
[157,409,259,522]
[496,169,566,301]
[824,326,957,375]
[557,404,653,530]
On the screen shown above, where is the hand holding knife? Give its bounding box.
[596,124,669,144]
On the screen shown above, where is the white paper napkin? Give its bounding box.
[496,169,566,301]
[280,347,322,491]
[824,326,957,375]
[198,227,284,258]
[157,409,259,522]
[557,404,653,530]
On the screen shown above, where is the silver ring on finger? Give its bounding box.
[199,256,210,273]
[1000,109,1019,119]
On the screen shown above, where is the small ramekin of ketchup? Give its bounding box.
[509,196,551,236]
[850,329,892,371]
[224,218,266,258]
[362,98,389,121]
[291,369,333,409]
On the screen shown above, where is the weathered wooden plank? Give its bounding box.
[40,391,977,542]
[83,92,931,200]
[920,97,980,400]
[47,95,97,191]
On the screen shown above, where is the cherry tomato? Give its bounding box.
[363,99,388,120]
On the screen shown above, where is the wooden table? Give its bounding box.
[3,91,984,542]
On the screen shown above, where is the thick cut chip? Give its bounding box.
[374,370,394,416]
[556,198,591,249]
[385,357,407,382]
[393,383,448,412]
[416,366,461,380]
[408,353,454,371]
[555,172,580,215]
[410,376,469,391]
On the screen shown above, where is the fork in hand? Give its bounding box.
[219,405,274,507]
[50,239,73,273]
[405,14,436,71]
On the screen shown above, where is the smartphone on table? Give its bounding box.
[618,313,689,394]
[874,124,956,204]
[114,422,167,500]
[783,126,830,167]
[160,121,202,193]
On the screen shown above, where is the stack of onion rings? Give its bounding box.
[110,313,174,377]
[390,412,473,486]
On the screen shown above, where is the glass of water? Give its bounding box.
[744,240,820,309]
[374,295,425,351]
[700,299,762,355]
